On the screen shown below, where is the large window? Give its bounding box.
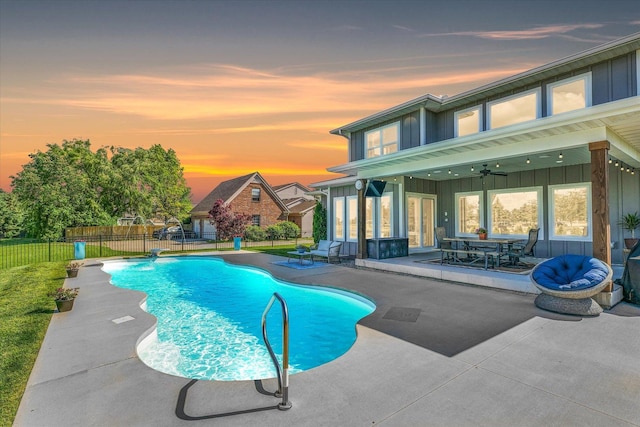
[549,183,591,241]
[488,187,542,237]
[333,197,345,240]
[548,73,591,115]
[455,106,482,137]
[347,196,358,241]
[365,122,399,158]
[455,192,483,236]
[488,89,540,129]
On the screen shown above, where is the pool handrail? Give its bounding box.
[261,292,292,410]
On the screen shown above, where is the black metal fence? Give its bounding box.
[0,233,312,270]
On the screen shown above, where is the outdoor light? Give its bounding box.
[615,160,619,167]
[621,164,625,171]
[496,162,500,168]
[632,169,636,175]
[448,169,452,174]
[427,172,431,177]
[627,166,631,173]
[526,158,530,164]
[471,165,475,172]
[559,152,563,159]
[609,157,613,164]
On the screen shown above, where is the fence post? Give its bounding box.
[143,233,146,253]
[100,235,103,257]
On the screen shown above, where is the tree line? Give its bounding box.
[0,139,192,239]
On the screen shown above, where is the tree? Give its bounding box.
[208,199,251,240]
[312,201,327,244]
[277,221,300,239]
[0,189,24,238]
[10,139,193,239]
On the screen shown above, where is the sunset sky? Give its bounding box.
[1,0,639,202]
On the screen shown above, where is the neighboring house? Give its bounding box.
[312,33,640,266]
[273,182,317,237]
[190,172,289,238]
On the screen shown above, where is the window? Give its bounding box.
[251,188,261,202]
[549,183,591,241]
[334,197,345,241]
[365,122,399,158]
[346,196,358,241]
[366,198,374,239]
[252,215,260,226]
[488,89,540,129]
[379,194,392,238]
[455,106,482,137]
[488,187,542,237]
[548,73,591,115]
[455,192,483,236]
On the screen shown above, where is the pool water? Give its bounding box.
[101,257,375,381]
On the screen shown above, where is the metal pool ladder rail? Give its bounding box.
[261,292,292,410]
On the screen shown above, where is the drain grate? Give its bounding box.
[382,307,421,323]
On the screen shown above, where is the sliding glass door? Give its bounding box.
[407,194,436,249]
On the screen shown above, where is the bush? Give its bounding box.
[265,224,284,240]
[278,221,300,239]
[244,225,266,241]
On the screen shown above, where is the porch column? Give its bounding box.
[589,140,612,292]
[357,180,368,259]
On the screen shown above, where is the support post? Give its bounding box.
[589,140,612,292]
[357,180,368,259]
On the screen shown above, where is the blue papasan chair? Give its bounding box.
[530,254,612,316]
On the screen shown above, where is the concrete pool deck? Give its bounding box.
[15,252,640,426]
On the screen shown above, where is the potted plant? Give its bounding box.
[475,227,488,240]
[48,287,79,312]
[620,212,640,249]
[66,261,83,278]
[295,244,309,254]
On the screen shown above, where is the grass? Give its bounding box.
[0,262,66,426]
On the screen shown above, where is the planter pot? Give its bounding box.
[625,238,639,250]
[478,233,488,240]
[55,299,75,312]
[66,269,79,278]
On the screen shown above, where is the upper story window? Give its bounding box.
[251,188,261,202]
[365,122,399,158]
[547,73,592,115]
[455,106,482,137]
[488,89,540,130]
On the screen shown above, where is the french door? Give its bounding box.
[407,194,436,249]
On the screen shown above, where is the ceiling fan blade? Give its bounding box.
[490,171,508,176]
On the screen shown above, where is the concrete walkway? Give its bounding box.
[15,252,640,426]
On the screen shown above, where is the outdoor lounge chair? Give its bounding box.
[530,254,612,316]
[310,240,343,263]
[505,228,539,266]
[615,239,640,304]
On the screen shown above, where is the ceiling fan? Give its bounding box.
[478,164,507,178]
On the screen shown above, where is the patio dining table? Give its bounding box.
[442,236,522,267]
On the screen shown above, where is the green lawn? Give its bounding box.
[0,262,66,426]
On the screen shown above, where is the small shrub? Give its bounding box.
[265,224,284,240]
[278,221,300,239]
[244,225,267,241]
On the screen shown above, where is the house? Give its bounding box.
[273,182,317,237]
[312,33,640,276]
[190,172,289,238]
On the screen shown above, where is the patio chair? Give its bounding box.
[505,228,539,266]
[530,254,612,316]
[435,227,453,261]
[615,239,640,304]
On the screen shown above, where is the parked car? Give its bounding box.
[153,226,181,240]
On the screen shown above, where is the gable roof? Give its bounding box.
[272,182,312,192]
[190,172,289,214]
[286,199,316,215]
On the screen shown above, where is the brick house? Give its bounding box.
[190,172,289,238]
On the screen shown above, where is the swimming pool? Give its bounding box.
[102,256,375,381]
